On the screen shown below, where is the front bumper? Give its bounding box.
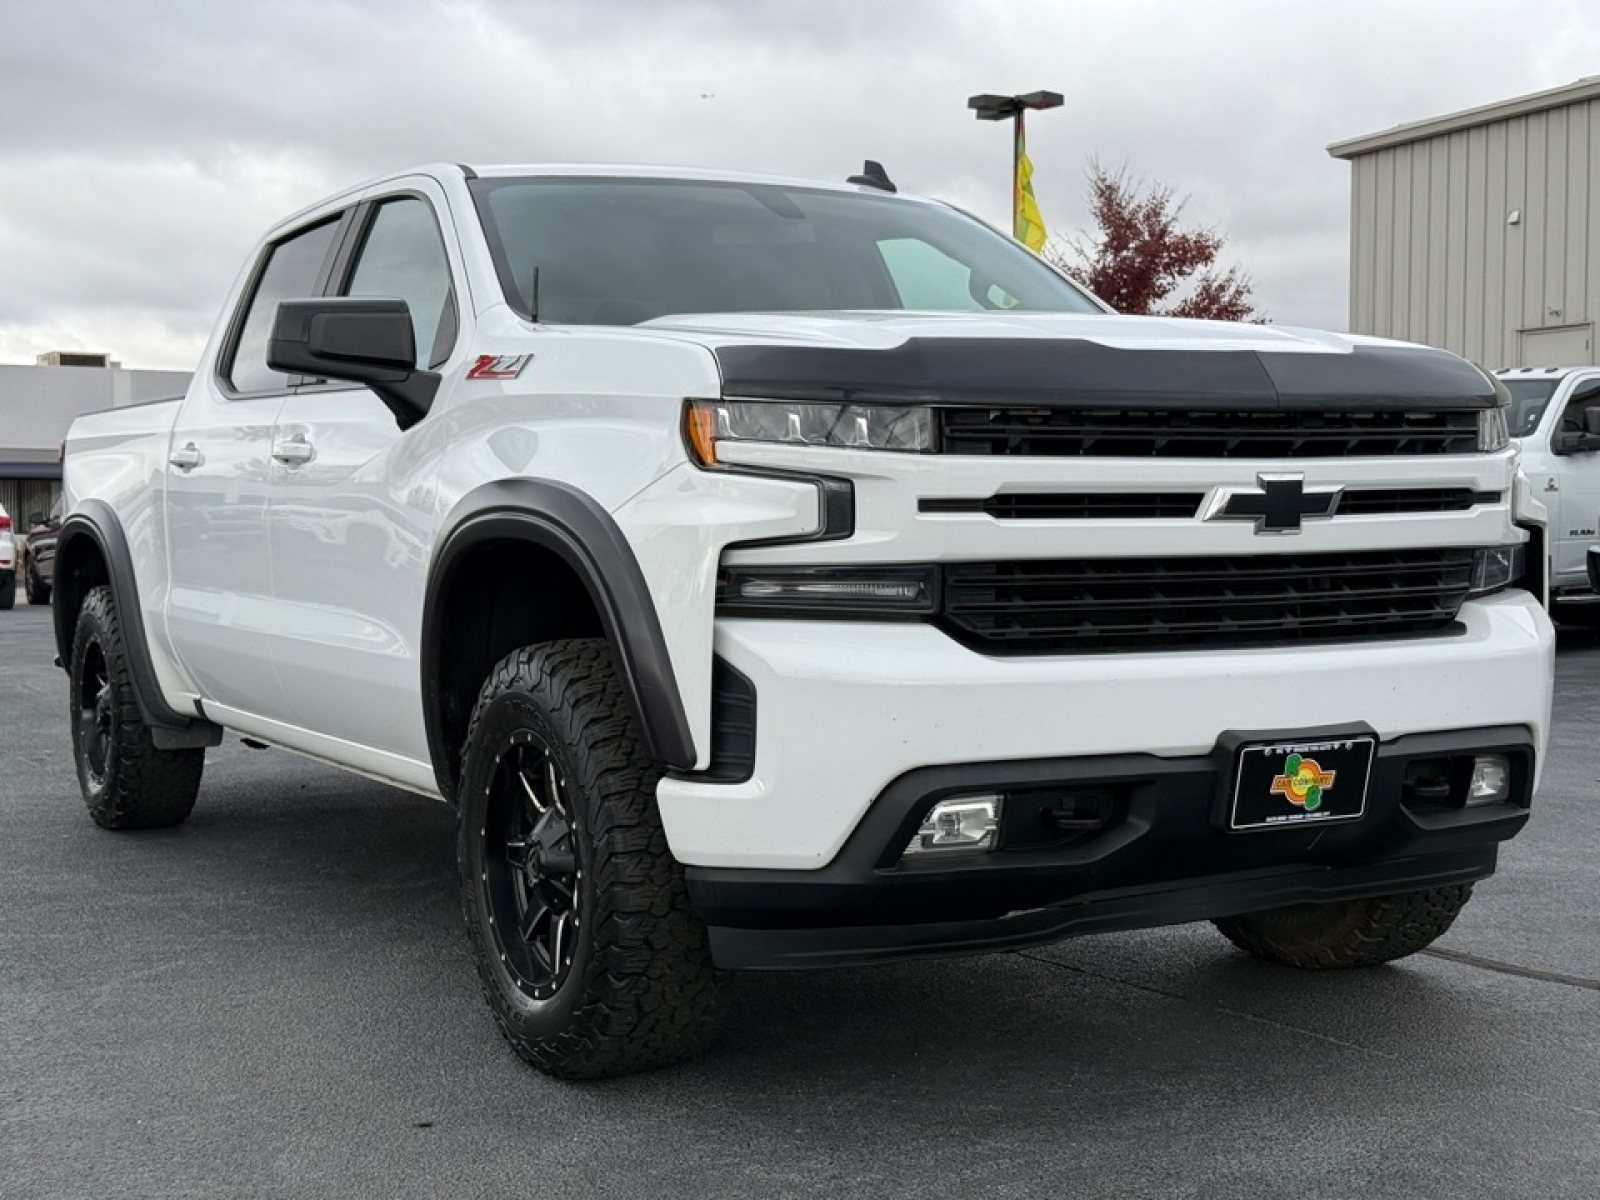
[690,725,1532,969]
[657,590,1553,870]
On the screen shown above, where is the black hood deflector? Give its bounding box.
[713,339,1498,411]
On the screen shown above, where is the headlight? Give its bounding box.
[1468,544,1524,596]
[687,398,934,465]
[1478,407,1509,453]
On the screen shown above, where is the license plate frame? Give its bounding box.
[1227,734,1377,832]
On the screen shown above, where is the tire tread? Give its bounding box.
[1212,884,1474,970]
[458,638,731,1079]
[72,586,203,830]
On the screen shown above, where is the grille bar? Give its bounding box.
[940,409,1482,458]
[939,549,1474,653]
[919,488,1499,521]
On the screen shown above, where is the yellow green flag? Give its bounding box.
[1014,117,1047,252]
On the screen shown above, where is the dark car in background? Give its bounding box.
[22,496,62,606]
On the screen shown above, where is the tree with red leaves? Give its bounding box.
[1048,162,1264,322]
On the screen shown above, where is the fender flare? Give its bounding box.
[421,479,696,800]
[54,501,224,748]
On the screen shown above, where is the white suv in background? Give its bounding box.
[0,504,16,609]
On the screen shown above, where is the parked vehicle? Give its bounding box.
[22,496,62,606]
[51,163,1555,1078]
[0,504,15,609]
[1497,366,1600,622]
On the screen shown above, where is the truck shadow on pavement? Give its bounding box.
[130,749,1528,1095]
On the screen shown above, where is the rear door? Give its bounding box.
[1549,379,1600,589]
[261,181,466,760]
[165,212,347,712]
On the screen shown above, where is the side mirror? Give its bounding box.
[1589,544,1600,593]
[27,512,43,529]
[1587,408,1600,435]
[267,298,440,431]
[1553,430,1600,455]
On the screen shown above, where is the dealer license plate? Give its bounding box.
[1228,735,1376,831]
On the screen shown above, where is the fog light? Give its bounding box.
[902,795,1002,857]
[1466,755,1510,806]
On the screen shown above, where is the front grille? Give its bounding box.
[1336,488,1500,514]
[939,408,1482,457]
[921,494,1206,519]
[939,549,1474,654]
[919,488,1499,521]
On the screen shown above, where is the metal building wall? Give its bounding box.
[1345,94,1600,370]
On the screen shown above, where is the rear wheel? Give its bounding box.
[25,563,51,605]
[0,574,14,610]
[457,638,731,1079]
[1212,884,1473,969]
[70,585,204,829]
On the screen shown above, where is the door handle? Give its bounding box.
[272,436,315,466]
[168,443,204,471]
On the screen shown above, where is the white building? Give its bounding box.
[0,358,191,524]
[1329,77,1600,370]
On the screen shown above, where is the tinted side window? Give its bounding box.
[342,198,457,368]
[227,218,342,394]
[1560,384,1600,431]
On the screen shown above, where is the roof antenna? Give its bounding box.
[528,265,540,323]
[847,160,897,193]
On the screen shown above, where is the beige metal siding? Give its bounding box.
[1346,94,1600,369]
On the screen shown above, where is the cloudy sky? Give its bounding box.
[4,0,1599,370]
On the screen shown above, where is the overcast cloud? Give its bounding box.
[4,0,1600,368]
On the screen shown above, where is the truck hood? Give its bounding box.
[637,311,1499,412]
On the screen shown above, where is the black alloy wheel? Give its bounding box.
[76,637,115,791]
[68,585,204,829]
[481,735,584,1000]
[456,638,731,1079]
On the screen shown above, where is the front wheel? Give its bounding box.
[70,586,204,829]
[1552,599,1600,628]
[457,638,732,1079]
[1212,884,1473,969]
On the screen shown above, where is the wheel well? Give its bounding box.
[53,531,110,665]
[431,539,604,799]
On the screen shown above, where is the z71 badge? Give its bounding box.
[467,354,533,380]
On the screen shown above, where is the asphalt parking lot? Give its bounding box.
[2,604,1597,1199]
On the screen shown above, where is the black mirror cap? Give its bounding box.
[267,298,440,431]
[1553,430,1600,455]
[269,297,415,379]
[1589,545,1600,593]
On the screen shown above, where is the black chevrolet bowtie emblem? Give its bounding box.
[1204,473,1344,534]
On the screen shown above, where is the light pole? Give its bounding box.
[967,90,1063,250]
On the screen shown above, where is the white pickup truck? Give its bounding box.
[1497,366,1600,622]
[54,163,1554,1078]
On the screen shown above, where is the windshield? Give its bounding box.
[468,177,1102,325]
[1501,378,1560,437]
